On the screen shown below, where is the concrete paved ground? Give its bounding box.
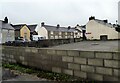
[2,68,48,81]
[50,40,120,52]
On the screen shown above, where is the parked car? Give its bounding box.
[5,41,14,45]
[13,39,25,43]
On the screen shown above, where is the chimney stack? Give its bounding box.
[41,22,45,27]
[68,26,71,30]
[57,24,60,29]
[103,20,108,23]
[4,17,8,23]
[89,16,95,21]
[76,24,79,27]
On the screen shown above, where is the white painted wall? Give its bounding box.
[35,24,39,32]
[75,26,83,38]
[86,20,119,40]
[37,26,48,39]
[8,30,15,42]
[2,29,8,43]
[74,30,81,38]
[1,29,15,43]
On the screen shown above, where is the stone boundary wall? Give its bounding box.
[2,46,120,81]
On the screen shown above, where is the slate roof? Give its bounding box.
[76,25,86,31]
[95,19,114,28]
[0,20,14,30]
[43,25,76,32]
[12,24,26,31]
[93,19,120,32]
[12,24,37,32]
[27,24,37,32]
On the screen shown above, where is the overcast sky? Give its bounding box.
[0,0,119,26]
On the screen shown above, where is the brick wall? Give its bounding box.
[2,46,120,81]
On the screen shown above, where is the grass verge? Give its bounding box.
[2,63,83,82]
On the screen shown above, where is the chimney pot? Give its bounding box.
[4,17,8,23]
[89,16,95,21]
[68,26,71,30]
[103,20,108,23]
[57,24,60,28]
[41,22,45,27]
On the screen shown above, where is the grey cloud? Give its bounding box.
[0,0,119,26]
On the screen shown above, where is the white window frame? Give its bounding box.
[50,36,54,39]
[71,36,73,38]
[59,36,62,39]
[55,35,58,39]
[59,32,62,35]
[65,32,67,35]
[65,36,67,38]
[51,31,53,35]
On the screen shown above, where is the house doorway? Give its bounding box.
[100,35,108,40]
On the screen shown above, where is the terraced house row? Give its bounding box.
[0,16,120,44]
[37,22,83,39]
